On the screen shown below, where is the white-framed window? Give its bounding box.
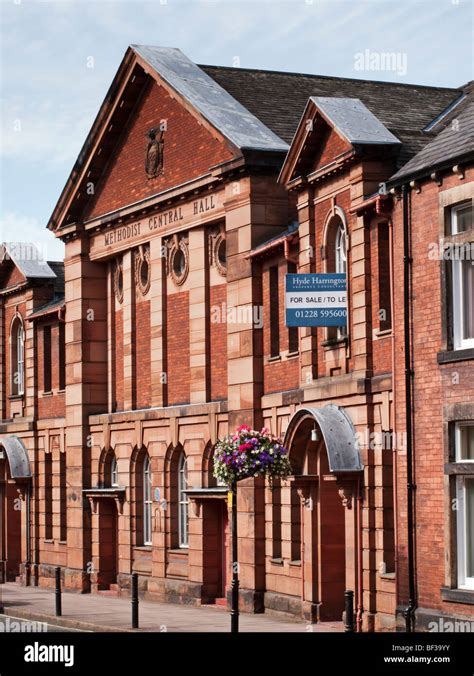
[178,453,189,548]
[335,224,348,339]
[335,224,347,274]
[450,202,474,350]
[451,202,473,235]
[111,456,119,487]
[143,455,152,545]
[11,317,25,396]
[455,423,474,590]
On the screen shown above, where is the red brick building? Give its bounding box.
[0,46,472,631]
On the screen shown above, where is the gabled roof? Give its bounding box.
[309,97,401,146]
[132,46,288,153]
[48,45,289,232]
[200,64,460,163]
[0,243,56,280]
[390,98,474,183]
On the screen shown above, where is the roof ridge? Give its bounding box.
[198,63,460,92]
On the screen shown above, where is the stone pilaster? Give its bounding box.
[297,188,318,387]
[64,235,107,591]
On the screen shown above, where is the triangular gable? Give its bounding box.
[0,243,56,290]
[279,97,400,186]
[48,45,288,232]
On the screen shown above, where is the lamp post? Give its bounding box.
[230,480,239,633]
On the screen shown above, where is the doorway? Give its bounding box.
[97,499,118,589]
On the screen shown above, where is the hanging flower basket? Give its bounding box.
[213,425,292,487]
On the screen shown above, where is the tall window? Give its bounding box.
[43,325,52,392]
[44,451,53,540]
[377,223,392,332]
[450,202,474,349]
[287,262,299,354]
[455,424,474,589]
[328,219,348,340]
[11,317,24,396]
[59,451,67,541]
[335,224,347,274]
[269,266,280,357]
[111,456,119,487]
[143,455,152,545]
[58,322,66,390]
[178,453,189,548]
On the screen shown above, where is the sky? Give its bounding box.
[1,0,473,262]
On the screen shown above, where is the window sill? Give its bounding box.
[437,347,474,364]
[375,329,392,338]
[8,394,24,401]
[168,548,189,556]
[269,557,284,566]
[286,351,300,359]
[268,355,281,363]
[289,560,301,567]
[321,337,348,349]
[441,586,474,605]
[134,545,152,552]
[43,539,54,544]
[41,391,53,397]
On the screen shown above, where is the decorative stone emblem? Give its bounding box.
[209,225,227,276]
[145,127,164,179]
[113,258,124,304]
[166,234,189,286]
[134,244,151,296]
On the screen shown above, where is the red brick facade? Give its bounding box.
[1,47,472,633]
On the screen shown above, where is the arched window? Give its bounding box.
[143,455,153,545]
[11,317,25,396]
[324,214,348,340]
[111,456,119,487]
[178,453,189,548]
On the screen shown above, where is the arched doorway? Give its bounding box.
[283,405,363,623]
[0,436,32,583]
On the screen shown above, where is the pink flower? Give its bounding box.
[239,442,253,453]
[237,424,251,433]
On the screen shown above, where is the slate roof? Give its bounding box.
[0,243,56,280]
[310,97,401,146]
[390,93,474,183]
[200,64,461,166]
[27,296,65,321]
[132,46,288,153]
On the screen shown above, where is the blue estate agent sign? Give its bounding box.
[285,273,347,327]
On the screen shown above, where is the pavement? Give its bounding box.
[0,582,343,633]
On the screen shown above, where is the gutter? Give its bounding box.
[402,184,417,632]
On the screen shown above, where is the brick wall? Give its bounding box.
[311,125,351,172]
[393,169,474,617]
[36,322,66,419]
[114,308,124,411]
[85,77,235,221]
[134,298,151,409]
[166,291,190,406]
[209,284,227,402]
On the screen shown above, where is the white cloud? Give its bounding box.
[0,212,64,262]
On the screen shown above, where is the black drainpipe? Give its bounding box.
[402,183,416,632]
